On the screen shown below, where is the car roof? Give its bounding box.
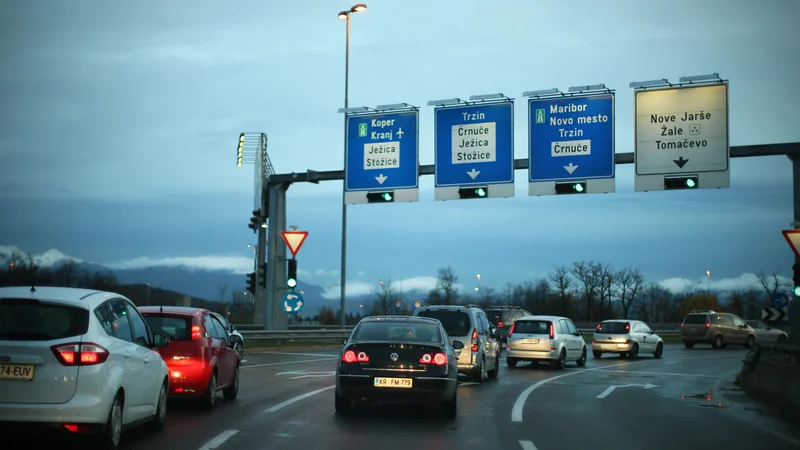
[361,315,441,324]
[0,286,126,309]
[518,315,566,321]
[601,319,633,323]
[416,304,477,312]
[138,306,208,317]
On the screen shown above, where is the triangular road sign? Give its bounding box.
[281,231,308,257]
[782,230,800,259]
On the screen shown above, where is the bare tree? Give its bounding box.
[636,283,673,323]
[756,269,789,302]
[595,263,615,320]
[570,261,602,322]
[435,266,459,305]
[549,267,573,316]
[218,283,229,303]
[371,278,401,315]
[613,267,645,319]
[54,258,81,287]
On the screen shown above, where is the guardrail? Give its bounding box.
[239,328,681,343]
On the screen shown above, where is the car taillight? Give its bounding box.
[596,324,601,331]
[419,352,447,366]
[191,325,202,340]
[508,323,516,338]
[342,350,369,363]
[549,323,555,340]
[705,322,710,329]
[471,328,478,352]
[51,343,109,366]
[681,323,684,327]
[625,322,630,331]
[497,321,504,329]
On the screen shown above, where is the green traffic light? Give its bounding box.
[685,179,696,188]
[287,278,297,288]
[573,183,584,193]
[475,188,486,197]
[793,286,800,297]
[381,192,392,201]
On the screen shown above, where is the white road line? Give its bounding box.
[596,386,617,399]
[593,369,717,378]
[241,357,337,369]
[197,429,239,450]
[519,439,539,450]
[510,354,737,423]
[251,351,340,358]
[263,385,335,413]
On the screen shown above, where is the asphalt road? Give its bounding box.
[27,345,800,450]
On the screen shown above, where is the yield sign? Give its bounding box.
[782,230,800,259]
[281,231,308,257]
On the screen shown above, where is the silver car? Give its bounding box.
[413,304,502,382]
[506,315,587,369]
[592,319,664,359]
[746,320,789,345]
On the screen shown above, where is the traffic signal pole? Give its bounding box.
[265,182,289,330]
[791,154,800,345]
[253,220,267,326]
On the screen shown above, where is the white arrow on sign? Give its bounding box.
[375,174,388,184]
[467,168,480,179]
[596,383,657,399]
[563,163,578,174]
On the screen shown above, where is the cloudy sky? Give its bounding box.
[1,0,798,298]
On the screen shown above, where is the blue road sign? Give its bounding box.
[434,102,514,187]
[528,94,615,182]
[282,291,304,314]
[345,111,419,191]
[774,292,791,309]
[394,300,402,311]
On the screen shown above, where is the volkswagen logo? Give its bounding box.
[389,352,399,361]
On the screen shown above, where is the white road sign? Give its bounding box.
[634,83,729,176]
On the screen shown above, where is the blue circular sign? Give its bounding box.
[282,291,304,314]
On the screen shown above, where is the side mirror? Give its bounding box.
[650,330,656,334]
[152,334,170,349]
[451,341,465,350]
[231,325,237,332]
[343,339,347,345]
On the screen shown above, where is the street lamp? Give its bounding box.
[337,3,367,329]
[247,244,256,272]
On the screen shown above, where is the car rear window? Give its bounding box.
[352,321,441,343]
[415,310,471,337]
[684,314,708,324]
[513,320,551,334]
[597,321,629,334]
[142,314,192,341]
[0,298,89,341]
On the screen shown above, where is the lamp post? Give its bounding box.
[337,3,367,328]
[247,244,256,273]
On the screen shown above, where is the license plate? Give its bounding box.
[522,338,540,344]
[0,364,35,381]
[373,377,412,388]
[602,344,614,349]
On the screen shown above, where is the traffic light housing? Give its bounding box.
[793,263,800,297]
[237,133,245,166]
[258,263,267,288]
[664,175,698,190]
[246,272,256,295]
[457,187,488,199]
[366,191,394,203]
[555,181,586,195]
[287,258,298,289]
[248,209,262,233]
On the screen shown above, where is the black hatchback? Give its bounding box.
[334,315,463,418]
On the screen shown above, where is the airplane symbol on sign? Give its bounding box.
[396,128,404,139]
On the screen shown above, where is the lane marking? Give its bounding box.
[596,386,616,398]
[197,429,239,450]
[519,440,538,450]
[510,354,739,423]
[242,357,337,369]
[593,369,717,378]
[250,351,340,358]
[263,385,335,413]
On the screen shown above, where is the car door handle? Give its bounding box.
[144,358,150,364]
[123,352,131,359]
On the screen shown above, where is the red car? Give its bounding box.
[139,306,239,409]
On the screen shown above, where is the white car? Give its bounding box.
[0,286,171,449]
[592,319,664,359]
[506,315,588,369]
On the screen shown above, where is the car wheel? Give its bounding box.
[555,350,566,370]
[593,350,602,359]
[506,357,518,368]
[441,387,457,419]
[202,371,217,409]
[654,342,663,359]
[777,334,788,344]
[150,381,167,430]
[487,354,499,379]
[713,335,724,349]
[745,335,755,349]
[100,393,123,449]
[684,341,694,349]
[223,365,239,400]
[334,389,351,415]
[472,357,485,382]
[576,347,587,367]
[629,343,639,360]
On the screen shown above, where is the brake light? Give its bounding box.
[497,321,504,328]
[51,343,109,366]
[471,328,478,352]
[705,322,710,329]
[342,350,369,363]
[191,325,202,340]
[625,322,630,331]
[681,323,684,327]
[419,352,447,366]
[508,323,516,338]
[596,324,601,331]
[549,322,555,339]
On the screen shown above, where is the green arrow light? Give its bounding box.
[793,286,800,297]
[685,179,696,188]
[573,183,584,193]
[475,188,486,197]
[381,192,392,201]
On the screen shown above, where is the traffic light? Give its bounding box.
[287,258,298,289]
[237,133,245,167]
[248,209,261,233]
[258,263,267,288]
[366,191,394,203]
[555,181,586,195]
[793,263,800,297]
[457,187,488,199]
[246,272,256,295]
[664,175,698,190]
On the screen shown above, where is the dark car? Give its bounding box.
[483,306,532,343]
[334,315,463,418]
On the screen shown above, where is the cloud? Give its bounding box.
[319,276,451,300]
[107,255,255,274]
[0,245,80,267]
[658,273,790,294]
